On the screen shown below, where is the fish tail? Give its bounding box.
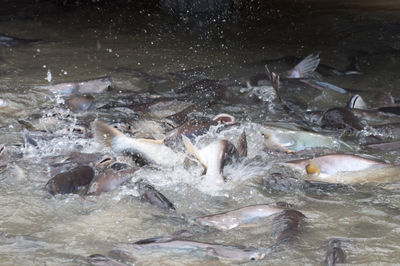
[91,120,124,147]
[286,52,320,78]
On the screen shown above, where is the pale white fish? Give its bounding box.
[194,204,284,230]
[261,125,353,152]
[283,154,393,184]
[91,120,184,167]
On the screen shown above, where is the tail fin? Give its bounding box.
[285,52,320,78]
[91,120,123,147]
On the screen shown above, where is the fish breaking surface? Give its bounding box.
[2,3,400,265]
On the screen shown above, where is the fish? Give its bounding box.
[86,167,138,196]
[283,154,393,184]
[182,131,246,187]
[164,113,235,146]
[174,79,228,103]
[64,95,94,112]
[0,34,40,47]
[347,94,367,109]
[117,238,267,263]
[193,204,284,230]
[45,165,95,195]
[260,125,353,153]
[320,107,366,130]
[135,179,175,211]
[272,209,306,247]
[362,140,400,151]
[324,239,346,266]
[91,120,184,167]
[36,76,113,95]
[87,254,132,266]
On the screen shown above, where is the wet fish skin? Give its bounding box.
[45,165,95,195]
[87,254,131,266]
[272,209,306,247]
[91,120,183,167]
[0,34,39,47]
[194,204,284,230]
[324,239,346,266]
[64,95,94,112]
[175,79,228,103]
[321,107,365,130]
[119,239,267,263]
[135,179,175,211]
[37,76,113,95]
[261,125,353,152]
[86,168,138,196]
[284,154,390,176]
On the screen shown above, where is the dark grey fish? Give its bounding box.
[362,140,400,151]
[324,239,346,266]
[64,95,94,112]
[0,34,40,47]
[45,165,95,195]
[112,67,169,85]
[174,79,227,103]
[272,209,306,247]
[135,179,175,211]
[321,107,366,130]
[87,254,131,266]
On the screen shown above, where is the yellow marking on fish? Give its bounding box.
[306,160,320,175]
[285,149,296,154]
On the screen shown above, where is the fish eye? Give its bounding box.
[250,256,256,261]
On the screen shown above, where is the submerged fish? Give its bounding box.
[194,204,284,230]
[45,165,95,195]
[91,120,183,167]
[283,154,393,184]
[117,238,267,263]
[272,209,306,247]
[260,125,353,152]
[87,254,131,266]
[36,76,113,95]
[135,179,175,211]
[324,239,346,266]
[0,34,39,47]
[64,95,94,112]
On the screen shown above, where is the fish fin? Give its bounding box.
[285,52,320,78]
[306,160,320,175]
[136,138,165,145]
[265,64,281,98]
[91,120,124,147]
[237,130,247,157]
[182,135,207,168]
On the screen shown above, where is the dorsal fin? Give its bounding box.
[237,130,247,157]
[91,120,123,147]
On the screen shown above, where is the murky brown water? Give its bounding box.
[1,2,400,265]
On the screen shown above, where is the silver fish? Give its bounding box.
[194,204,284,230]
[118,239,267,263]
[261,125,353,152]
[36,76,113,95]
[283,154,394,184]
[91,120,184,167]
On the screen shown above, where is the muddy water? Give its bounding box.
[1,3,400,265]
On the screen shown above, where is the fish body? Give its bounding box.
[91,120,183,167]
[324,239,346,266]
[37,76,113,95]
[284,154,393,184]
[45,165,95,195]
[118,239,267,263]
[261,125,353,152]
[0,34,39,47]
[194,204,283,230]
[135,179,175,211]
[183,136,241,187]
[86,168,138,196]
